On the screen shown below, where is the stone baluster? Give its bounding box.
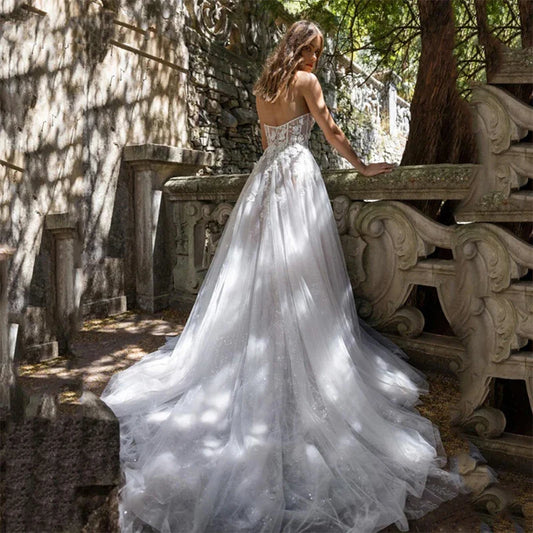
[457,84,533,221]
[383,71,401,136]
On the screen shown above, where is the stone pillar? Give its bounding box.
[0,245,15,415]
[123,144,214,313]
[385,72,400,136]
[44,214,78,353]
[131,163,168,313]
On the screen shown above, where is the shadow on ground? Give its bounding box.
[15,310,530,533]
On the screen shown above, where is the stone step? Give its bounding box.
[465,432,533,473]
[384,332,464,375]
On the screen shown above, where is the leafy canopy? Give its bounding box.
[276,0,522,100]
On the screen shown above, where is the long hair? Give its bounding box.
[253,20,324,103]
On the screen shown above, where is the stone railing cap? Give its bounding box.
[164,164,478,202]
[44,213,77,231]
[123,144,214,167]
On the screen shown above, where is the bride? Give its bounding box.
[101,19,465,533]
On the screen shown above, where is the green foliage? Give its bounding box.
[453,0,522,95]
[279,0,523,100]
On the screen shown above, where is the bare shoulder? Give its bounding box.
[255,95,267,116]
[294,70,319,87]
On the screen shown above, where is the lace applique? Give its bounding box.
[246,113,315,205]
[263,112,315,150]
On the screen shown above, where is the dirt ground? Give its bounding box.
[16,310,532,533]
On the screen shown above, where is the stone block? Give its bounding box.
[220,109,238,129]
[233,107,256,125]
[1,394,120,532]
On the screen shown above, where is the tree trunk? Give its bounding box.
[401,0,476,166]
[519,0,533,48]
[474,0,504,80]
[401,0,476,333]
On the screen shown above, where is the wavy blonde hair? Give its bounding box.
[253,20,324,103]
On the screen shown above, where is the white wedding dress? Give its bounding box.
[101,112,465,533]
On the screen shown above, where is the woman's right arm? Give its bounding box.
[299,72,394,177]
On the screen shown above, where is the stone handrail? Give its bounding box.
[165,164,477,201]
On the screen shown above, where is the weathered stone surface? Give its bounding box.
[1,395,120,532]
[123,144,214,170]
[232,107,256,125]
[326,164,477,200]
[458,84,533,221]
[164,164,476,201]
[125,143,214,313]
[0,246,15,416]
[44,213,80,354]
[488,45,533,84]
[219,109,239,129]
[2,1,192,361]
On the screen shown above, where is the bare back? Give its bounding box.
[255,72,310,127]
[255,70,338,151]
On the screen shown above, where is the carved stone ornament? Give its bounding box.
[463,406,507,439]
[184,0,235,41]
[470,85,530,154]
[472,485,513,517]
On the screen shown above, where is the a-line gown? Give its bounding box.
[100,112,466,533]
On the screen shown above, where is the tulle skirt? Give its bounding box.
[101,142,465,533]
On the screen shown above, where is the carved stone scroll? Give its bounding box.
[458,85,533,221]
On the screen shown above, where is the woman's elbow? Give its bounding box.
[325,126,343,145]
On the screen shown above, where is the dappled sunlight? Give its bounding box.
[244,333,268,361]
[377,366,415,395]
[16,310,187,401]
[146,410,170,423]
[1,2,188,348]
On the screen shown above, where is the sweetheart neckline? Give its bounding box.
[262,112,313,129]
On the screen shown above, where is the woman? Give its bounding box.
[101,20,465,533]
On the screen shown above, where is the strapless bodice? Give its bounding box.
[263,112,315,149]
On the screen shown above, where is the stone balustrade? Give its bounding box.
[164,160,533,472]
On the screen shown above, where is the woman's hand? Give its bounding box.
[360,162,396,177]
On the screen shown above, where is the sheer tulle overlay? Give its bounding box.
[101,113,465,533]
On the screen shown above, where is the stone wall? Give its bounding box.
[183,4,409,174]
[1,1,191,362]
